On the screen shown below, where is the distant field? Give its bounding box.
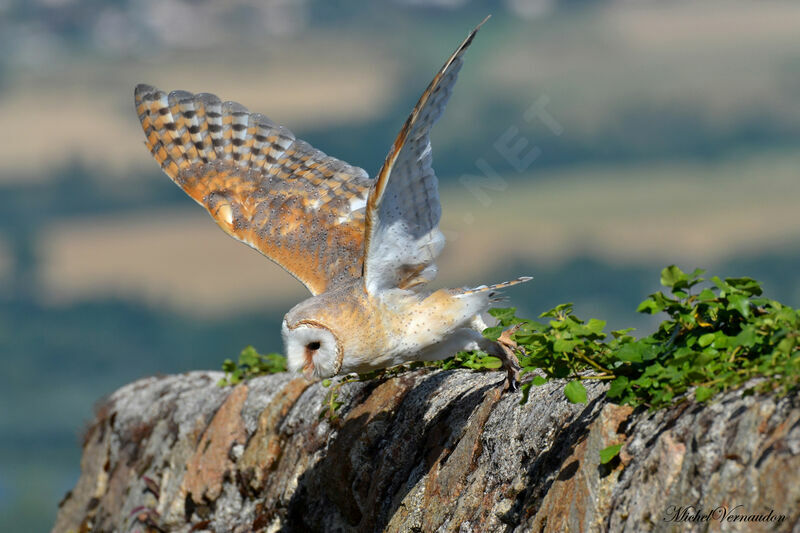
[439,148,800,275]
[1,0,798,180]
[482,0,800,128]
[37,148,800,315]
[0,35,397,179]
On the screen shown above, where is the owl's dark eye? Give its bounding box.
[307,341,321,351]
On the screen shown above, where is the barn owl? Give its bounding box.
[134,18,531,389]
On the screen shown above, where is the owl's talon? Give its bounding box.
[506,374,520,393]
[495,325,523,394]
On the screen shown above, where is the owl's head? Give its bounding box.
[282,317,343,380]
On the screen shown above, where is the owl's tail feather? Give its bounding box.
[456,276,533,301]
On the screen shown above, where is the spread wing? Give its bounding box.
[134,85,371,295]
[362,18,486,295]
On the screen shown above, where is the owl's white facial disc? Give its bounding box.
[282,319,341,379]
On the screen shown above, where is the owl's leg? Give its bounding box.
[495,328,522,392]
[471,315,522,392]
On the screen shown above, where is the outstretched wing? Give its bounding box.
[363,18,486,295]
[135,85,371,295]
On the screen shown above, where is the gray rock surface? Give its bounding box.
[54,369,799,532]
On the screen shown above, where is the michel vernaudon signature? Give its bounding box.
[663,505,787,524]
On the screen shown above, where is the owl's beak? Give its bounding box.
[302,356,316,381]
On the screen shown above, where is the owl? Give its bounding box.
[134,18,530,390]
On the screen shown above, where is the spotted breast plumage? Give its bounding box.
[135,17,531,389]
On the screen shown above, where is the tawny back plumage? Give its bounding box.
[134,85,371,295]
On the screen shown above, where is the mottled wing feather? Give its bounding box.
[135,84,371,295]
[363,18,486,295]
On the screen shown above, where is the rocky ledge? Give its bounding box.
[54,370,799,532]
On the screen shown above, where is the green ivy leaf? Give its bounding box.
[607,376,629,399]
[695,386,714,402]
[599,443,623,464]
[540,303,574,318]
[238,346,259,368]
[482,326,504,342]
[637,298,662,315]
[611,328,636,339]
[698,288,716,302]
[725,277,763,296]
[488,307,517,326]
[616,343,644,363]
[698,333,716,347]
[734,326,758,348]
[727,294,750,318]
[711,276,732,296]
[488,307,516,318]
[564,380,587,404]
[660,265,687,290]
[777,337,796,355]
[554,339,579,353]
[586,318,607,333]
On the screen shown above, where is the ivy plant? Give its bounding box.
[486,266,799,408]
[218,345,287,386]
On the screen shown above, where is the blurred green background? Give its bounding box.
[1,0,799,528]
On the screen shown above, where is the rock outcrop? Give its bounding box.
[54,369,799,532]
